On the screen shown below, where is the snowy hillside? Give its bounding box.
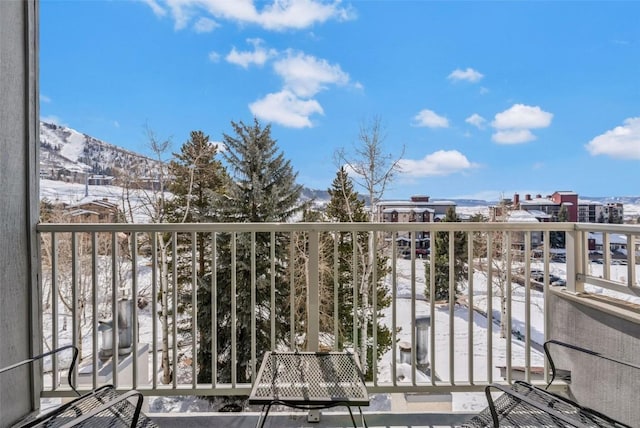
[39,121,161,179]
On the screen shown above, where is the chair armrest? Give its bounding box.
[0,345,80,396]
[485,383,593,428]
[543,339,640,388]
[57,390,145,428]
[18,385,119,428]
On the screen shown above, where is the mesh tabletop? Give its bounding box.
[249,352,370,407]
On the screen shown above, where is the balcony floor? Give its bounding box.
[149,411,473,427]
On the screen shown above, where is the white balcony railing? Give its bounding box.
[36,221,640,401]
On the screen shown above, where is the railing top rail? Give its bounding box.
[574,222,640,234]
[37,221,579,233]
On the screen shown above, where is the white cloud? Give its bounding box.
[208,51,221,62]
[211,140,227,152]
[148,0,352,32]
[448,67,484,83]
[492,104,553,129]
[249,90,323,128]
[412,109,449,128]
[479,86,489,95]
[165,0,193,29]
[465,113,486,129]
[143,0,166,17]
[226,38,275,68]
[490,104,553,145]
[113,121,120,128]
[258,0,354,30]
[40,94,51,103]
[398,150,477,177]
[273,51,350,97]
[492,129,536,144]
[226,42,351,128]
[585,117,640,160]
[194,17,219,33]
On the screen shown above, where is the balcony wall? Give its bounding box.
[0,1,41,426]
[548,288,640,426]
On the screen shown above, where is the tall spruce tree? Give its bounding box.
[425,207,468,301]
[167,130,228,225]
[198,119,305,385]
[550,204,569,248]
[164,131,229,380]
[166,130,229,274]
[324,167,392,379]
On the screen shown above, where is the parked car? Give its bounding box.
[400,248,430,259]
[530,269,545,282]
[548,274,566,286]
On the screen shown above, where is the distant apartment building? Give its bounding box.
[64,198,121,223]
[375,196,456,248]
[490,191,624,224]
[603,202,624,224]
[375,195,456,223]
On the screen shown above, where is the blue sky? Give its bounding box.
[40,0,640,201]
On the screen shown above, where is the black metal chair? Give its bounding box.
[1,345,158,427]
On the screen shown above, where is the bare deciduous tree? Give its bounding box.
[334,115,404,371]
[117,126,175,384]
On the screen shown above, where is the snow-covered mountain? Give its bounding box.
[38,121,640,218]
[39,121,160,180]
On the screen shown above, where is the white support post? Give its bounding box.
[307,231,320,423]
[565,228,585,294]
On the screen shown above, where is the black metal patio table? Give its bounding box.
[248,351,369,427]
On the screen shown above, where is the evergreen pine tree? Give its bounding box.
[198,119,305,385]
[557,205,569,222]
[425,207,468,301]
[550,205,569,249]
[167,130,228,225]
[163,131,229,379]
[166,131,229,277]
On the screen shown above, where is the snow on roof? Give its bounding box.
[378,200,455,207]
[520,198,558,205]
[383,207,434,213]
[395,237,429,243]
[65,209,99,217]
[525,210,552,219]
[68,199,118,210]
[578,199,603,206]
[507,210,540,222]
[589,232,628,245]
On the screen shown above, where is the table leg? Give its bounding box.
[358,406,368,428]
[256,403,274,428]
[346,406,357,427]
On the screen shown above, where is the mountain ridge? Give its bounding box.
[38,121,640,206]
